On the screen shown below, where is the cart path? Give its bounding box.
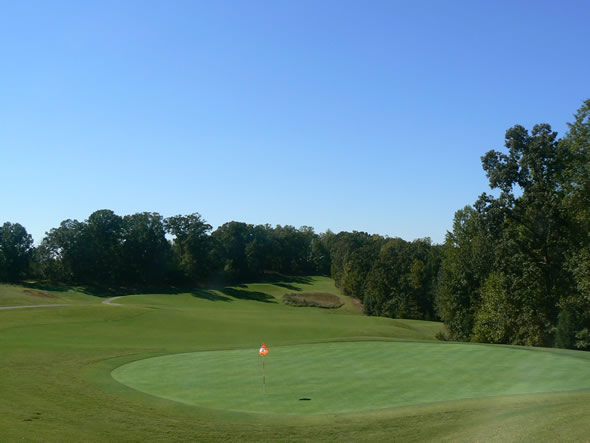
[0,294,144,310]
[103,296,123,306]
[103,294,147,305]
[0,304,70,310]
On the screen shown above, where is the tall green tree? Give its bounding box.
[364,238,430,320]
[121,212,171,286]
[0,222,34,282]
[311,232,332,275]
[557,99,590,349]
[477,124,570,345]
[340,237,383,300]
[326,231,374,288]
[165,213,215,284]
[440,101,590,347]
[211,221,252,282]
[436,205,494,340]
[84,210,124,285]
[38,219,88,283]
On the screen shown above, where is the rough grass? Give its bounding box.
[1,276,590,441]
[282,292,344,308]
[0,283,98,306]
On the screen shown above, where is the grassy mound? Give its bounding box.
[282,292,344,308]
[112,341,590,415]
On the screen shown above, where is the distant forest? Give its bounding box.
[1,99,588,351]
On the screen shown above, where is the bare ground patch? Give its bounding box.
[282,292,344,309]
[351,296,364,313]
[23,290,57,298]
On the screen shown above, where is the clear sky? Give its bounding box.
[2,0,589,244]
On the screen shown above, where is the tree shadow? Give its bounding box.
[22,282,75,294]
[22,282,123,298]
[261,273,313,285]
[190,289,232,302]
[21,274,312,303]
[218,287,277,303]
[274,282,301,291]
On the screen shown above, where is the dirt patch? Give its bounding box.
[23,290,57,298]
[282,292,343,309]
[351,296,364,313]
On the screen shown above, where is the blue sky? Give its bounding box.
[2,0,589,244]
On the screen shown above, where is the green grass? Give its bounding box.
[112,341,590,415]
[1,276,590,441]
[0,283,99,306]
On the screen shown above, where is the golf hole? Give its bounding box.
[299,398,311,401]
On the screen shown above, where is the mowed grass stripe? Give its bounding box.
[112,341,590,415]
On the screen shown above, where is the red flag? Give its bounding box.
[259,343,269,356]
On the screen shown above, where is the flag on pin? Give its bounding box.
[259,343,269,356]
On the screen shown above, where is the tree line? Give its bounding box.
[0,213,442,320]
[0,214,327,287]
[1,99,588,351]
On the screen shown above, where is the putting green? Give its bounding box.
[112,342,590,415]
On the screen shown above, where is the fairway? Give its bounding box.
[3,276,590,441]
[112,341,590,415]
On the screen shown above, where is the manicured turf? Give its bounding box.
[113,341,590,414]
[2,276,590,441]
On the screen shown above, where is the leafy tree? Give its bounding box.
[0,222,34,282]
[272,225,315,275]
[481,124,572,345]
[39,219,88,283]
[441,99,590,347]
[165,213,214,284]
[311,232,331,275]
[244,224,272,278]
[326,231,374,288]
[340,238,383,300]
[211,221,252,282]
[121,212,171,286]
[363,237,440,320]
[436,205,494,340]
[472,272,515,343]
[84,210,124,285]
[557,100,590,349]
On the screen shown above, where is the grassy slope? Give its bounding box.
[0,283,99,306]
[1,276,589,441]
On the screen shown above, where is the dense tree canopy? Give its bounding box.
[0,222,34,282]
[438,99,590,349]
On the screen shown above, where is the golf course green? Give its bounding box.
[113,342,590,414]
[2,276,590,441]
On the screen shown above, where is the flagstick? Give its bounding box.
[262,357,266,394]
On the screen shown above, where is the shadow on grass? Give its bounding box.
[190,289,232,302]
[260,274,313,285]
[274,282,301,291]
[218,287,277,303]
[22,273,313,303]
[23,282,124,298]
[22,282,74,294]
